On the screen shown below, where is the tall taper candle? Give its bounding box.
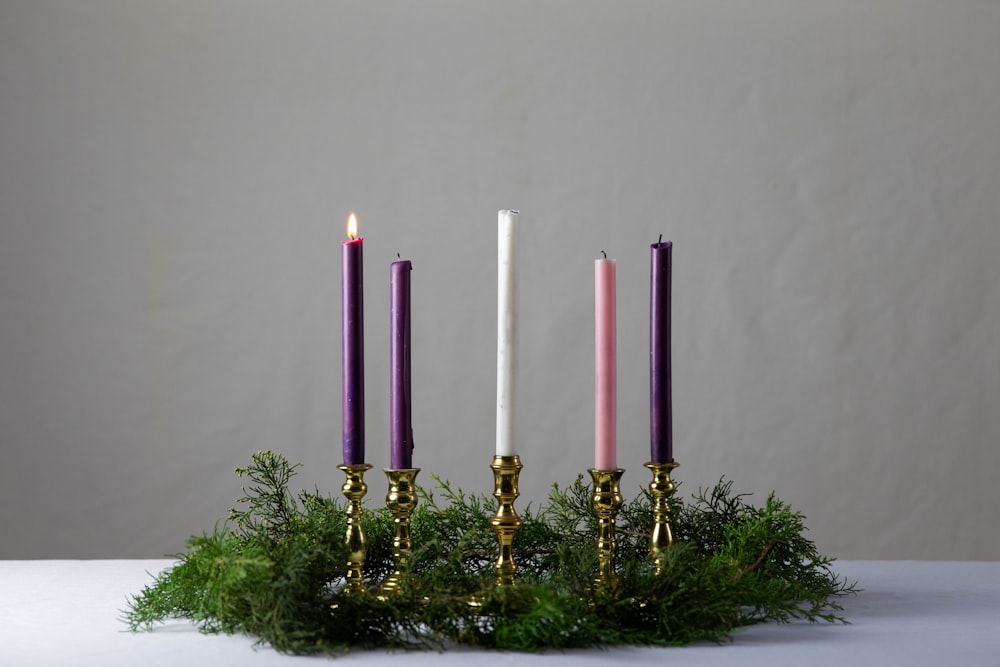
[650,240,673,463]
[389,258,413,469]
[595,253,617,470]
[496,210,518,457]
[342,213,365,465]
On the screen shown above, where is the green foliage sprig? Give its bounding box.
[125,451,855,655]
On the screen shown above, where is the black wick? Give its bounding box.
[601,250,607,259]
[658,234,663,244]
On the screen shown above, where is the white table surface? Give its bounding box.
[1,559,998,666]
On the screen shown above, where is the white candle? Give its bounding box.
[496,209,518,457]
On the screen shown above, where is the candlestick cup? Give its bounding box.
[490,454,523,586]
[375,468,420,599]
[644,461,679,575]
[339,464,373,594]
[589,468,625,591]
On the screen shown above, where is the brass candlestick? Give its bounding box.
[339,463,373,594]
[644,461,679,575]
[375,468,420,600]
[490,454,523,586]
[589,468,625,591]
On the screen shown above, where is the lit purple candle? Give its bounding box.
[389,258,413,469]
[342,213,365,465]
[649,239,673,463]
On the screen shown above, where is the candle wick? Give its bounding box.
[601,250,607,259]
[397,253,401,260]
[658,234,663,244]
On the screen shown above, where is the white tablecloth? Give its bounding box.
[1,559,998,666]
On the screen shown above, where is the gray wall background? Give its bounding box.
[1,1,998,560]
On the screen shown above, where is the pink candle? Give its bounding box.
[595,253,617,470]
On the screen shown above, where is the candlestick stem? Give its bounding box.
[339,464,373,595]
[589,468,625,591]
[644,461,679,575]
[490,454,523,586]
[375,468,420,600]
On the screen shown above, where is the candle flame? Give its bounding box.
[347,212,358,240]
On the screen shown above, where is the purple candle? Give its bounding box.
[341,213,365,465]
[650,240,673,463]
[389,258,413,469]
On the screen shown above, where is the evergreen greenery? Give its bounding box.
[124,451,856,655]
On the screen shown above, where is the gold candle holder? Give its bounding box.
[644,461,679,575]
[490,454,523,586]
[589,468,625,590]
[374,468,420,600]
[339,463,373,595]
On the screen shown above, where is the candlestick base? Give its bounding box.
[589,468,625,592]
[644,461,679,575]
[374,468,420,600]
[490,454,523,586]
[339,463,373,595]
